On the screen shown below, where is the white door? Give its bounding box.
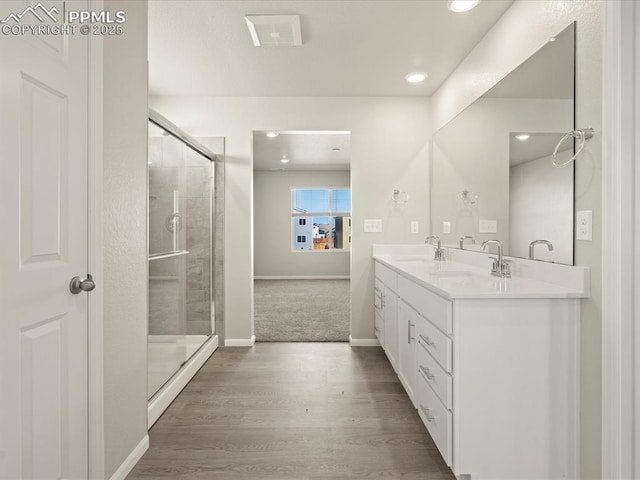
[0,1,90,478]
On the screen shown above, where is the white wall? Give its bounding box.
[254,170,350,277]
[102,1,149,477]
[149,96,431,342]
[430,1,604,477]
[510,151,573,263]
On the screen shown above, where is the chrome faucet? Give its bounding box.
[459,235,475,249]
[425,235,445,261]
[528,240,554,260]
[481,240,511,278]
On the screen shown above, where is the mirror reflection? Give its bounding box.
[431,23,575,265]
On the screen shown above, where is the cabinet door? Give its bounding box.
[384,289,398,373]
[397,299,417,405]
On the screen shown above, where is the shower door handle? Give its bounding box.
[69,274,96,294]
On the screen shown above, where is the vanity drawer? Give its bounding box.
[375,262,398,293]
[398,276,452,334]
[417,338,452,409]
[416,315,452,373]
[417,374,452,466]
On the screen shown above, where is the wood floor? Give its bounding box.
[127,343,456,479]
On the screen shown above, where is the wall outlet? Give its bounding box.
[576,210,593,241]
[410,221,419,234]
[479,219,497,233]
[364,219,383,233]
[442,221,451,234]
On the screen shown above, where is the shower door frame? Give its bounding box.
[147,109,220,410]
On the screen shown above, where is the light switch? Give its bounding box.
[442,221,451,234]
[576,210,593,241]
[410,221,419,234]
[364,219,383,233]
[479,219,497,234]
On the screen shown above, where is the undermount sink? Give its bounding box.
[387,256,495,286]
[389,255,431,263]
[428,270,478,277]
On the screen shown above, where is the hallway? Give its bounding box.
[127,343,454,479]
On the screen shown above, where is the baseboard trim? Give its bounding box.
[349,335,381,347]
[224,335,256,347]
[254,275,350,280]
[147,335,218,427]
[108,434,149,480]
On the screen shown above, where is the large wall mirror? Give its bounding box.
[431,22,575,265]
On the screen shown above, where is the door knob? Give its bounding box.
[69,274,96,294]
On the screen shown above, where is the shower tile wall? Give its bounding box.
[148,135,212,336]
[184,146,212,335]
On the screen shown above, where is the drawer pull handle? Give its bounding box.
[419,365,435,380]
[419,334,436,346]
[373,288,385,309]
[420,405,437,422]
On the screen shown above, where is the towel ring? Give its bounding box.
[552,128,594,168]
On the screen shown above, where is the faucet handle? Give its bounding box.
[488,256,500,274]
[500,259,513,278]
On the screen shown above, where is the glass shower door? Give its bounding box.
[147,122,214,399]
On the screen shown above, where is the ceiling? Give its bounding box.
[253,131,351,171]
[148,0,513,98]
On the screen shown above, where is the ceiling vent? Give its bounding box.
[244,15,302,47]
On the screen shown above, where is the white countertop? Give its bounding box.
[374,253,589,300]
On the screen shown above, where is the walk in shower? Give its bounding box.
[147,110,224,412]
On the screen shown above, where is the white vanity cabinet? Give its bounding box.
[373,257,582,480]
[374,262,398,372]
[373,278,385,349]
[383,290,398,371]
[397,299,417,405]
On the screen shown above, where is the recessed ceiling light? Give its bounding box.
[447,0,480,13]
[280,156,290,164]
[332,147,341,152]
[515,134,530,141]
[405,72,428,83]
[266,132,279,138]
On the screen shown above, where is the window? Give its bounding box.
[292,188,351,251]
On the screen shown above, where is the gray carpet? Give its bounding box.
[254,279,350,342]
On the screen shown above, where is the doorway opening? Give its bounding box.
[252,131,351,341]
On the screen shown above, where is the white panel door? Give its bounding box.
[0,1,90,479]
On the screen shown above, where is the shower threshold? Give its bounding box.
[147,334,218,427]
